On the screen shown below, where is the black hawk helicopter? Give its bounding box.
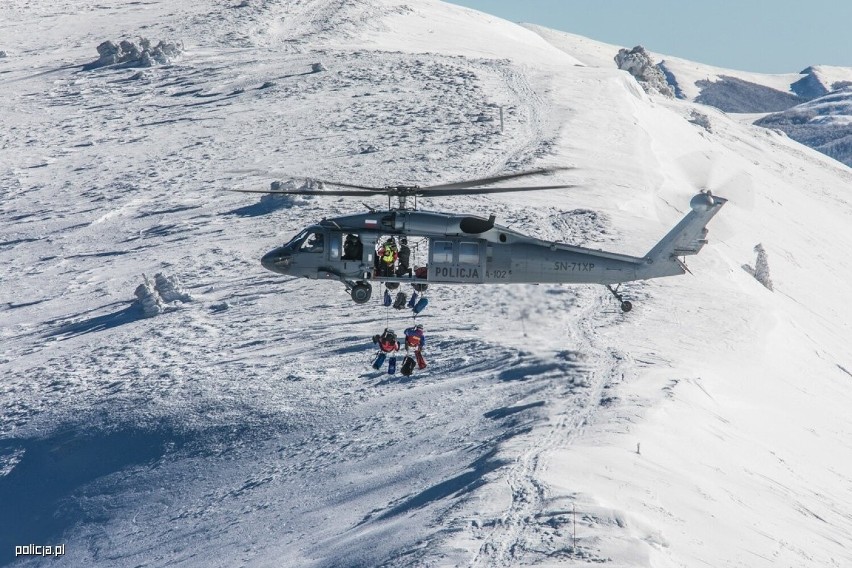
[233,168,726,312]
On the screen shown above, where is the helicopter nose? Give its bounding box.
[261,247,292,274]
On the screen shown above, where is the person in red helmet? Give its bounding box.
[404,324,425,350]
[372,328,400,353]
[404,324,427,370]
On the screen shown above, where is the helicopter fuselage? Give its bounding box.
[260,191,726,306]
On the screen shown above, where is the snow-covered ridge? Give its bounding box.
[2,1,852,567]
[522,23,852,166]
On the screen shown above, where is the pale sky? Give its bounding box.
[448,0,852,73]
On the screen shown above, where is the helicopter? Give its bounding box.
[232,168,726,312]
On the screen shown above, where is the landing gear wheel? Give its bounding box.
[385,282,400,290]
[605,284,633,313]
[412,283,429,293]
[350,282,372,304]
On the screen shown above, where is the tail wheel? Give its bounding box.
[350,282,372,304]
[606,284,633,313]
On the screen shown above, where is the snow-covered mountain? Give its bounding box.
[2,1,852,567]
[524,24,852,167]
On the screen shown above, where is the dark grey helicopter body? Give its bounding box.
[257,185,726,311]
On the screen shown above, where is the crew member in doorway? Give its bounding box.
[378,237,398,277]
[397,237,411,277]
[343,233,363,260]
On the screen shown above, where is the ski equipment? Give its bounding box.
[371,352,387,370]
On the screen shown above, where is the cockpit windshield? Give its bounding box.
[300,232,324,253]
[283,229,309,249]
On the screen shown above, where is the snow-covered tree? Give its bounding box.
[752,243,774,290]
[742,244,773,290]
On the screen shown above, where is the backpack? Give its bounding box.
[401,355,416,376]
[393,292,407,309]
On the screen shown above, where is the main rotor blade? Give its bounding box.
[228,188,389,196]
[414,184,578,196]
[228,169,385,191]
[421,167,574,191]
[229,183,578,197]
[313,180,387,191]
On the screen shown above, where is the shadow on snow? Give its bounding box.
[365,448,510,524]
[44,303,144,340]
[0,426,177,566]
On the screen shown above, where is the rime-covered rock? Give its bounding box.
[615,45,675,98]
[95,41,121,66]
[688,110,712,133]
[154,273,193,303]
[86,38,183,69]
[134,276,164,317]
[261,178,323,209]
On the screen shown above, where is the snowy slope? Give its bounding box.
[2,1,852,567]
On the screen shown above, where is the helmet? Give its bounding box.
[385,237,395,244]
[400,237,407,244]
[415,324,423,330]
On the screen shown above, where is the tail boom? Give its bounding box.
[638,191,727,280]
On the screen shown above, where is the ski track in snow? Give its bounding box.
[470,293,632,567]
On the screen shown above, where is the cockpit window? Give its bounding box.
[283,230,308,249]
[300,232,324,253]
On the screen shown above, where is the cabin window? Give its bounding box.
[329,235,341,259]
[300,232,324,253]
[432,240,453,263]
[458,242,480,264]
